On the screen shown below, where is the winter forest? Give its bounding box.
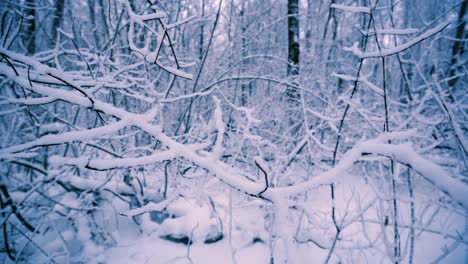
[0,0,467,263]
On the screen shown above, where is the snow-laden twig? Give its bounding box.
[120,195,177,217]
[355,26,419,36]
[124,1,193,80]
[332,72,384,96]
[344,22,450,58]
[432,75,468,155]
[0,152,37,159]
[0,120,127,154]
[272,130,468,209]
[330,3,370,14]
[49,149,176,170]
[124,0,165,21]
[166,16,196,30]
[2,49,466,210]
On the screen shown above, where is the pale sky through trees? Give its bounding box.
[0,0,467,263]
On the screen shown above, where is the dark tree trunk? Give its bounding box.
[286,0,301,134]
[287,0,299,76]
[199,0,205,60]
[305,0,313,54]
[51,0,64,48]
[240,2,248,106]
[448,0,467,88]
[25,0,35,54]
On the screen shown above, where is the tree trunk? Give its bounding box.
[305,0,313,54]
[448,0,467,88]
[51,0,64,48]
[286,0,300,106]
[240,2,248,106]
[199,0,205,60]
[25,0,35,54]
[287,0,299,76]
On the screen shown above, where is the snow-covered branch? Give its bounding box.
[344,22,450,58]
[330,4,370,14]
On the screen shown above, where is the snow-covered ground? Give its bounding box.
[105,235,269,264]
[99,178,467,264]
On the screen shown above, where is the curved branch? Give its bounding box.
[255,160,269,195]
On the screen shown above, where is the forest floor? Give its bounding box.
[101,179,467,264]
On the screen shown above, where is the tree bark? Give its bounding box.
[199,0,205,60]
[51,0,65,48]
[287,0,299,76]
[448,0,467,88]
[240,1,248,106]
[286,0,300,106]
[25,0,35,54]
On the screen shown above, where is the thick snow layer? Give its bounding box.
[99,180,467,264]
[104,236,270,264]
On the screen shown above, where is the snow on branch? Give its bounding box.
[65,175,133,195]
[330,3,370,14]
[0,48,96,105]
[120,196,177,217]
[146,126,266,196]
[362,142,468,209]
[270,130,468,209]
[0,121,127,154]
[332,72,384,96]
[356,27,419,36]
[166,16,196,30]
[374,28,419,35]
[344,22,450,58]
[125,0,193,80]
[0,152,38,160]
[49,149,176,170]
[3,48,465,211]
[432,75,468,154]
[124,0,165,21]
[0,53,159,120]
